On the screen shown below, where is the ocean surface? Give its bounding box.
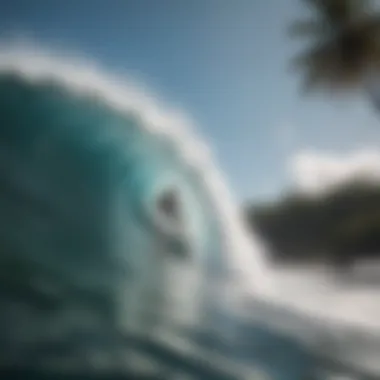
[0,43,378,380]
[245,264,380,378]
[155,262,380,379]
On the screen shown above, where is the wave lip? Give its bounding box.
[0,40,273,299]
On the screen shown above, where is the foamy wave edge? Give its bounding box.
[0,39,273,297]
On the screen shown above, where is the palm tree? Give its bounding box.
[289,0,380,110]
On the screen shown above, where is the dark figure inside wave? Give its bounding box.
[0,47,318,380]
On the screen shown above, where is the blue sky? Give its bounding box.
[1,0,380,202]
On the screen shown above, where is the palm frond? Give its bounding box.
[304,0,370,26]
[290,1,380,94]
[292,39,367,92]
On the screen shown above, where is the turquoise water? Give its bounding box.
[0,46,375,380]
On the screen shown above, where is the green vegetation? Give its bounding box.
[289,0,380,110]
[284,0,380,266]
[246,180,380,265]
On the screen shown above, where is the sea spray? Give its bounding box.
[0,41,273,370]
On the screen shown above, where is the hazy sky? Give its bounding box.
[1,0,380,201]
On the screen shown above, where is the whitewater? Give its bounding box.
[0,41,270,288]
[0,41,379,379]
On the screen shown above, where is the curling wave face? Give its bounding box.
[0,44,271,370]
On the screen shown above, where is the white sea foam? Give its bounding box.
[3,40,380,331]
[2,42,380,376]
[0,40,273,325]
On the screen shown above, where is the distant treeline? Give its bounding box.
[245,180,380,265]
